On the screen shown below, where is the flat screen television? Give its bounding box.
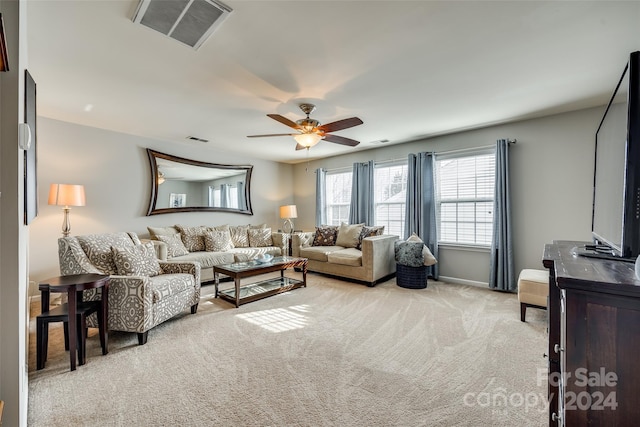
[591,51,640,260]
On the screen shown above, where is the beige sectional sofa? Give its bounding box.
[291,224,398,286]
[147,224,285,283]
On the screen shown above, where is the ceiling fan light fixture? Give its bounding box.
[294,133,322,148]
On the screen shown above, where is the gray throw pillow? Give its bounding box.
[204,230,234,252]
[111,242,162,277]
[394,241,425,268]
[157,234,189,258]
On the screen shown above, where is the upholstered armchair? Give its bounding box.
[58,232,201,345]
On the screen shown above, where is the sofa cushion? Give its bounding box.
[147,225,180,239]
[248,228,273,247]
[156,234,189,258]
[230,225,250,248]
[230,246,282,262]
[327,248,363,267]
[312,226,338,246]
[111,242,163,277]
[172,251,235,268]
[336,223,365,248]
[356,225,385,250]
[394,241,425,268]
[204,230,234,252]
[300,246,345,262]
[175,225,207,252]
[148,273,195,303]
[77,232,137,275]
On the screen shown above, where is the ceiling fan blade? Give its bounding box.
[267,114,301,130]
[324,134,360,147]
[317,117,363,133]
[295,143,307,151]
[247,133,296,138]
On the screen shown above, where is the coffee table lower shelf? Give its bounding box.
[217,277,305,306]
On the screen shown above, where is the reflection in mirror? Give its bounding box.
[146,149,253,215]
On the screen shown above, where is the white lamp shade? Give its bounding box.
[280,205,298,219]
[293,133,322,148]
[48,184,86,207]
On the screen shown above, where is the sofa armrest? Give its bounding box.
[270,232,286,254]
[291,232,315,257]
[100,275,156,333]
[361,234,399,279]
[145,239,168,261]
[160,261,201,289]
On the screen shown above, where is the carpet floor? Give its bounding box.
[28,273,548,426]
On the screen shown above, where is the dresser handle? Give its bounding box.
[554,344,564,353]
[552,412,562,422]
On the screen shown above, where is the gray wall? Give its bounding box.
[28,118,295,285]
[292,107,602,284]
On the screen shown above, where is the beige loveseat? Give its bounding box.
[59,232,201,345]
[147,224,285,283]
[291,224,398,286]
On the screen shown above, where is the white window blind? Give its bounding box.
[325,171,352,226]
[436,151,495,246]
[374,162,408,236]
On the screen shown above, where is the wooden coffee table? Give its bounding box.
[213,256,307,307]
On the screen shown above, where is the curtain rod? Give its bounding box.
[323,139,516,172]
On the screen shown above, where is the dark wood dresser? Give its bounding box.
[543,241,640,426]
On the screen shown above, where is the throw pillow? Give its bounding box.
[175,224,207,252]
[248,228,273,247]
[111,242,162,277]
[394,241,425,268]
[250,223,268,229]
[356,225,385,250]
[229,225,250,248]
[208,224,230,232]
[407,233,423,243]
[203,230,234,252]
[335,223,365,248]
[406,233,437,266]
[147,225,180,240]
[156,234,189,258]
[312,226,338,246]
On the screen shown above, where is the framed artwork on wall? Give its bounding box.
[24,70,37,225]
[169,193,186,208]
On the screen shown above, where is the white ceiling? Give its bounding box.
[26,1,640,164]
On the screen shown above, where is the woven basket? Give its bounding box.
[396,263,428,289]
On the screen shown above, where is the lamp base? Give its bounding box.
[282,218,294,234]
[62,207,71,237]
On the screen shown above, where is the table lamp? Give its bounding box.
[279,205,297,234]
[48,184,86,237]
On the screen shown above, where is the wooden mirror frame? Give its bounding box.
[146,149,253,216]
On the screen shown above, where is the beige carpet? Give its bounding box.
[28,274,548,426]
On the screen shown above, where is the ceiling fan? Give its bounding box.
[247,104,363,150]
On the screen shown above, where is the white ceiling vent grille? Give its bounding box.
[133,0,232,50]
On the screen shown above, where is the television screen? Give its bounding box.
[592,68,629,256]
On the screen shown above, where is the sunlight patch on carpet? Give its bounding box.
[236,305,310,332]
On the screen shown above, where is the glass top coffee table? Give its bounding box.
[213,256,308,307]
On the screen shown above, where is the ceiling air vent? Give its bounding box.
[132,0,232,50]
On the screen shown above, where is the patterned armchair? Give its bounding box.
[58,232,201,345]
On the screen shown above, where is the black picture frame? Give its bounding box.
[24,70,37,224]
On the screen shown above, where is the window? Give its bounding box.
[374,162,408,236]
[436,151,495,246]
[325,171,352,226]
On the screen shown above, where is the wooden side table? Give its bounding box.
[38,273,110,371]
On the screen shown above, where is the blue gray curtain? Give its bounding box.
[236,181,245,210]
[405,152,438,279]
[315,168,327,226]
[489,139,515,291]
[348,160,375,225]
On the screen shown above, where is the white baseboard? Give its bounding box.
[438,276,489,288]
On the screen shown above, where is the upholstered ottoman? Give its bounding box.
[517,269,548,322]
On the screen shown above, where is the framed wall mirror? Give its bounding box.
[146,149,253,216]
